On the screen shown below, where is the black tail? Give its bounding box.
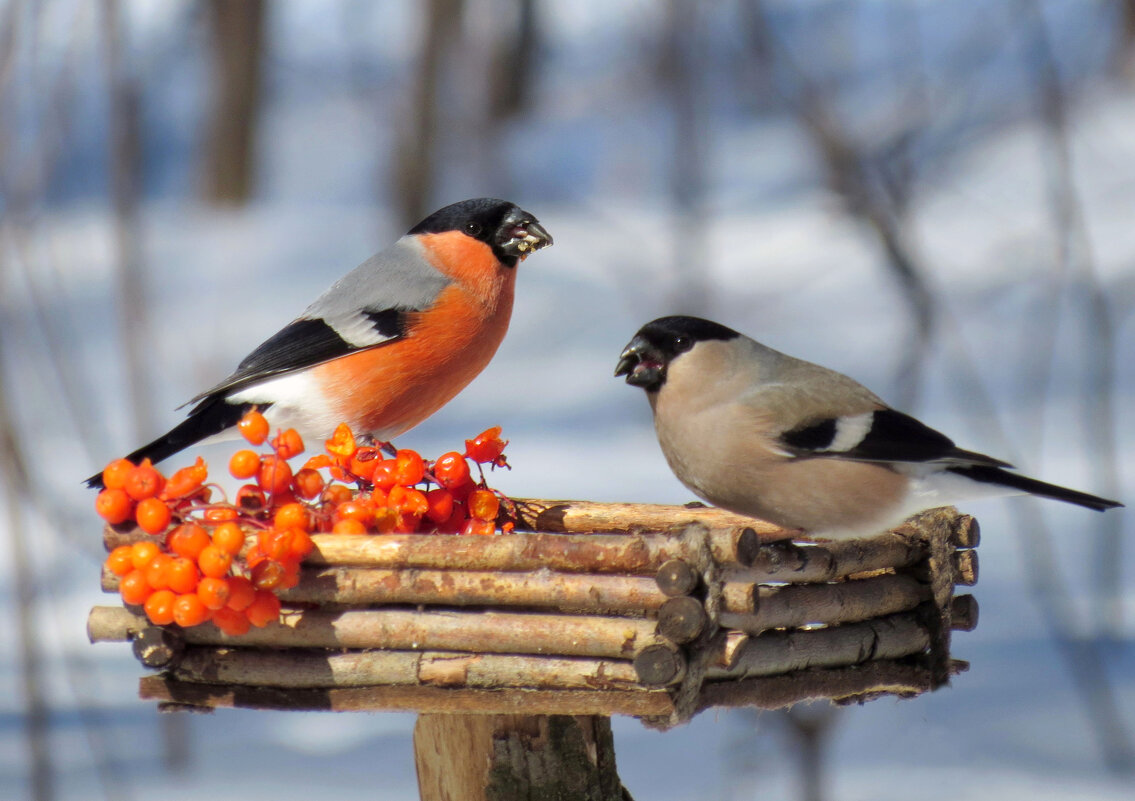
[85,397,260,488]
[949,465,1123,512]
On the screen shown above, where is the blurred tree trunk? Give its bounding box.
[204,0,265,205]
[1117,0,1135,78]
[393,0,463,229]
[488,0,538,120]
[662,0,710,316]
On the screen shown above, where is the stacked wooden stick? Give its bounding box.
[87,499,978,726]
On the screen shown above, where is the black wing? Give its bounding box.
[189,308,412,403]
[781,408,1012,468]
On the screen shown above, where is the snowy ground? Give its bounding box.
[2,3,1134,799]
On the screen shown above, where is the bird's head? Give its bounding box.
[409,198,553,268]
[615,316,741,392]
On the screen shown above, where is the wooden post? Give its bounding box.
[413,714,632,801]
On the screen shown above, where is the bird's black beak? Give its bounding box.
[615,336,665,390]
[498,209,553,261]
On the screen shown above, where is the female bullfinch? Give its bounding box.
[616,315,1122,539]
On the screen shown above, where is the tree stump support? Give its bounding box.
[414,714,631,801]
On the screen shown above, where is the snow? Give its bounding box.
[2,2,1133,799]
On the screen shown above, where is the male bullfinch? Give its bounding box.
[616,315,1122,540]
[87,198,551,488]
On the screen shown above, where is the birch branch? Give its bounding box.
[88,605,661,660]
[139,676,677,718]
[169,647,644,691]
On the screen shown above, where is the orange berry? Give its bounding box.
[203,506,239,523]
[229,449,261,480]
[272,428,305,460]
[467,489,500,522]
[461,518,497,537]
[324,423,357,459]
[162,457,208,500]
[273,502,310,532]
[371,459,398,491]
[347,447,378,480]
[251,559,284,590]
[334,500,371,525]
[373,506,399,533]
[198,544,233,579]
[167,557,200,594]
[425,488,454,524]
[390,485,428,517]
[293,467,325,500]
[332,518,367,535]
[143,589,177,625]
[258,528,293,562]
[95,488,134,525]
[119,569,152,606]
[130,540,161,570]
[437,502,468,534]
[135,497,172,535]
[303,454,334,471]
[197,576,231,610]
[105,545,135,577]
[257,455,293,495]
[321,484,353,506]
[212,606,251,636]
[465,427,506,464]
[236,484,267,512]
[394,511,423,533]
[244,544,268,569]
[245,589,282,627]
[394,450,425,486]
[211,521,246,556]
[225,576,257,611]
[287,529,314,560]
[167,523,211,561]
[238,409,270,446]
[433,452,472,490]
[172,593,210,627]
[145,590,178,621]
[144,553,173,591]
[124,459,165,501]
[101,459,135,491]
[279,558,302,589]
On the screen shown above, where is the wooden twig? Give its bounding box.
[950,594,979,632]
[104,525,761,575]
[709,612,931,679]
[719,573,931,633]
[655,559,699,596]
[952,549,978,586]
[509,498,788,540]
[88,606,661,660]
[169,647,644,691]
[632,644,686,687]
[139,676,677,717]
[722,532,926,584]
[697,658,969,714]
[655,596,708,644]
[275,566,667,614]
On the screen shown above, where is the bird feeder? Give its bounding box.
[88,499,978,800]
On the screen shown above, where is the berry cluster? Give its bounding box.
[97,411,513,633]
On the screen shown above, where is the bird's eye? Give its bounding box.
[464,221,482,237]
[673,336,692,352]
